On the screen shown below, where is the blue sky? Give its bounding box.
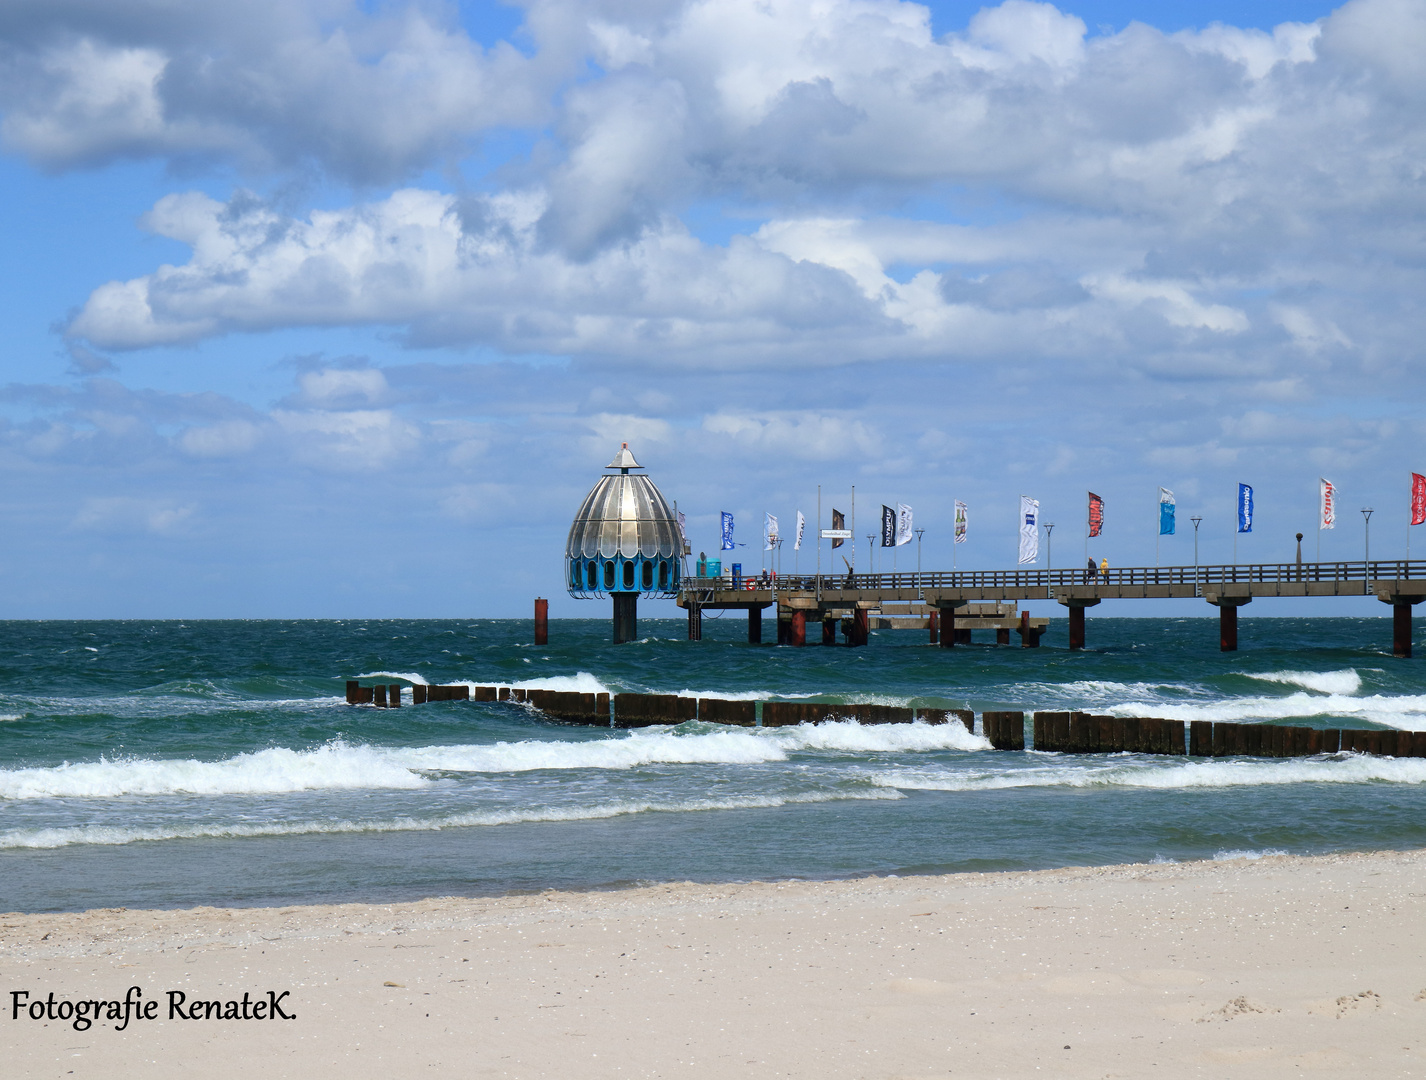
[0,0,1420,619]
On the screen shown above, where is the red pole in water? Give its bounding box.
[1068,606,1085,650]
[791,610,806,646]
[928,609,938,644]
[1220,604,1238,652]
[534,597,549,645]
[1393,602,1413,659]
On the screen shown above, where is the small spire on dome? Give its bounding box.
[607,442,641,470]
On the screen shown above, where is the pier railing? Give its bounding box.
[682,558,1426,595]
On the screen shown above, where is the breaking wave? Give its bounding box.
[0,722,983,800]
[868,754,1426,793]
[1244,669,1362,695]
[1108,692,1426,729]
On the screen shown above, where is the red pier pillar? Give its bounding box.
[1068,605,1085,651]
[748,606,762,644]
[928,610,938,644]
[1394,603,1413,658]
[1220,604,1238,652]
[790,610,806,646]
[534,597,548,645]
[939,606,955,648]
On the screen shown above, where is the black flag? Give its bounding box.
[831,509,845,548]
[881,505,896,546]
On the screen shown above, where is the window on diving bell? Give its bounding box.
[604,561,615,589]
[642,562,653,589]
[588,561,598,590]
[658,560,669,589]
[623,561,635,589]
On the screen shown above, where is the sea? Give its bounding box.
[2,616,1425,914]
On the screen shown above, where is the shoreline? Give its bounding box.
[7,848,1425,1077]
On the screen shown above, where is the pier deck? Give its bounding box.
[676,559,1426,654]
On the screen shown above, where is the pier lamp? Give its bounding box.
[1361,508,1374,566]
[914,527,926,590]
[1044,523,1055,571]
[1190,516,1203,576]
[867,533,876,577]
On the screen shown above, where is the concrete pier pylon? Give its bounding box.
[613,593,638,644]
[1056,595,1102,650]
[748,606,762,644]
[1375,584,1426,658]
[1205,589,1252,652]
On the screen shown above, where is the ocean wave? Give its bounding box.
[867,754,1426,793]
[1244,669,1362,695]
[0,722,986,800]
[0,788,904,849]
[1108,691,1426,729]
[1214,848,1288,861]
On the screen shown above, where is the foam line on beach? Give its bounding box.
[867,753,1426,793]
[0,788,904,849]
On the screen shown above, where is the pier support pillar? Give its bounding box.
[687,602,702,641]
[1205,592,1252,652]
[748,605,762,645]
[1017,610,1043,648]
[1394,603,1412,658]
[997,627,1010,646]
[790,610,807,646]
[534,597,548,646]
[850,607,869,646]
[822,617,837,645]
[1375,588,1426,658]
[613,593,638,644]
[1057,597,1101,650]
[928,610,938,644]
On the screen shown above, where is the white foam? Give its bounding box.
[1213,848,1288,861]
[868,754,1426,793]
[1245,669,1362,695]
[764,720,989,754]
[0,722,988,800]
[0,788,904,849]
[1109,692,1426,730]
[356,670,429,685]
[0,714,22,722]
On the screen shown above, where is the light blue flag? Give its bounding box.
[721,512,735,550]
[1237,484,1253,533]
[1158,487,1175,536]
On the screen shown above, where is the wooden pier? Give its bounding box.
[676,558,1426,655]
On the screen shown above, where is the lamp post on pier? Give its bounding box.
[1044,523,1055,573]
[867,533,876,578]
[1191,516,1203,581]
[1361,508,1374,568]
[914,527,926,594]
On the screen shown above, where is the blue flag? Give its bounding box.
[1158,487,1175,536]
[1237,484,1253,533]
[721,511,735,550]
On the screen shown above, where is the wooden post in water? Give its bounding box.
[373,685,387,707]
[388,684,401,708]
[534,598,548,646]
[346,681,359,705]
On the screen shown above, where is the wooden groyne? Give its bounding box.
[339,681,1422,758]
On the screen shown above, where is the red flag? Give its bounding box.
[1413,473,1426,527]
[1087,492,1104,537]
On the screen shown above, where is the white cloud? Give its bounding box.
[73,496,196,535]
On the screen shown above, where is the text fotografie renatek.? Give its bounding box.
[10,986,295,1031]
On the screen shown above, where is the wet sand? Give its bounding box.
[5,848,1426,1078]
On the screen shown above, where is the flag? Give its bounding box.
[1018,496,1039,564]
[1320,478,1335,530]
[677,510,687,540]
[1087,492,1104,537]
[1158,487,1175,536]
[721,511,735,550]
[1413,474,1426,527]
[764,513,779,551]
[896,503,913,546]
[881,505,895,546]
[794,511,805,550]
[831,509,845,548]
[954,500,968,544]
[1237,484,1253,533]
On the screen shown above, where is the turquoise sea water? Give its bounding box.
[1,616,1424,913]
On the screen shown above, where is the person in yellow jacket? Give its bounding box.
[1099,558,1109,580]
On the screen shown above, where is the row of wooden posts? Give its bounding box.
[342,682,1417,757]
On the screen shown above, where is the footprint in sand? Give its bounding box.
[1329,990,1381,1018]
[1195,996,1280,1022]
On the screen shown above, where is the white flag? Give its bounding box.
[954,500,968,543]
[794,511,805,551]
[895,503,913,546]
[1320,478,1335,530]
[764,513,779,551]
[1018,496,1039,565]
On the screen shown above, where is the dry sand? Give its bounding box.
[4,848,1426,1078]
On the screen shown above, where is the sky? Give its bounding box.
[0,0,1421,620]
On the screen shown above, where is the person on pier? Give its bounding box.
[1086,558,1097,583]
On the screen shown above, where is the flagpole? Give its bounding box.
[816,485,821,601]
[851,485,856,576]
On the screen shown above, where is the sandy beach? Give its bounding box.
[3,849,1424,1078]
